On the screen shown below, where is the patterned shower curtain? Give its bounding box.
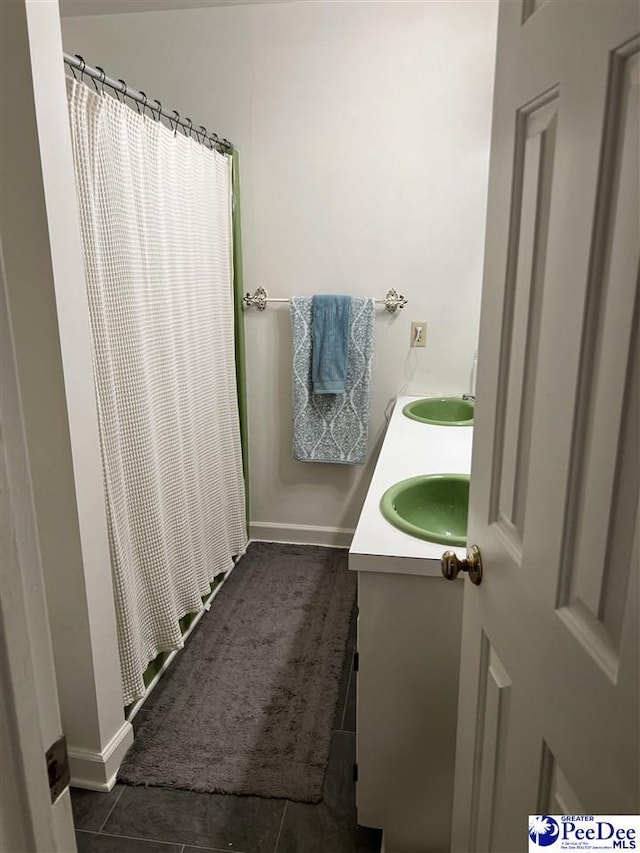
[66,78,248,705]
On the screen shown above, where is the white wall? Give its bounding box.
[2,0,132,791]
[62,1,497,543]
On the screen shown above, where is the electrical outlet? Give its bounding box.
[411,322,427,348]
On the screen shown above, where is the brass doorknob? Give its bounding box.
[441,545,483,586]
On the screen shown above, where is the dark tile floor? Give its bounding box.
[71,606,381,853]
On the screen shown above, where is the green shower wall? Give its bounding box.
[232,150,250,530]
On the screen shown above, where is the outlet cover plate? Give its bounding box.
[411,322,427,348]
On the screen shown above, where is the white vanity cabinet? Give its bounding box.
[348,396,472,853]
[356,568,463,853]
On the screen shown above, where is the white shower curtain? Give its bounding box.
[66,78,248,705]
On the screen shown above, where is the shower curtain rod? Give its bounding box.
[63,53,233,152]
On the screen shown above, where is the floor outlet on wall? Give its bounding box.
[411,322,427,348]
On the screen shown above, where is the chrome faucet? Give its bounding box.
[462,394,475,402]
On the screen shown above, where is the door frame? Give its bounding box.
[0,243,77,852]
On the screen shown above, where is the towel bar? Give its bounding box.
[243,287,408,313]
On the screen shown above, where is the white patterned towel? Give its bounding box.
[291,296,375,464]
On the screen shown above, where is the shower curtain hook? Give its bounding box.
[75,55,86,82]
[139,91,149,117]
[170,110,180,137]
[153,100,162,122]
[116,79,127,103]
[95,66,106,95]
[184,117,193,138]
[198,125,207,145]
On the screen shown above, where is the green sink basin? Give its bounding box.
[380,473,470,545]
[402,397,474,426]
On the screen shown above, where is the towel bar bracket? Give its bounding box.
[242,287,407,313]
[384,288,408,313]
[243,286,269,310]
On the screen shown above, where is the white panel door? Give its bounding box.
[452,1,639,850]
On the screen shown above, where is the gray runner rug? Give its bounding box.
[118,542,356,803]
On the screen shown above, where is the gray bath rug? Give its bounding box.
[118,542,356,803]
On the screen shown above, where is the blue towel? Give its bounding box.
[311,295,351,394]
[291,296,375,464]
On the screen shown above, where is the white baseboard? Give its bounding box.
[68,720,134,791]
[249,522,354,549]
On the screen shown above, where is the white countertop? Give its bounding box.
[349,395,473,577]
